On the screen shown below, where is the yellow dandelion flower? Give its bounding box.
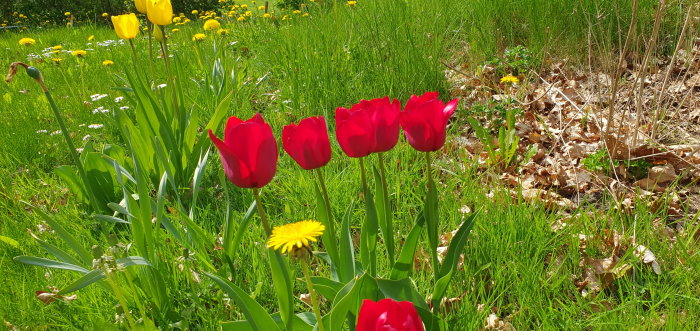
[71,50,87,57]
[102,12,109,17]
[267,220,325,255]
[191,10,198,15]
[192,33,206,41]
[51,58,63,65]
[173,16,182,23]
[258,5,265,10]
[262,13,271,18]
[171,28,180,33]
[64,12,71,16]
[281,14,289,21]
[500,75,519,85]
[237,16,245,22]
[203,19,220,31]
[216,28,228,36]
[18,37,35,46]
[245,11,252,17]
[52,45,63,50]
[347,1,357,7]
[302,13,309,17]
[293,10,301,14]
[88,35,95,41]
[241,4,248,9]
[102,59,114,66]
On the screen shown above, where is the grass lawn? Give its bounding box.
[1,0,698,329]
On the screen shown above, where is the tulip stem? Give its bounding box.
[377,153,395,266]
[315,169,340,271]
[359,157,368,194]
[300,256,326,331]
[425,152,440,279]
[252,188,272,237]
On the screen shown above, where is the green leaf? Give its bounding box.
[373,163,394,266]
[14,256,89,274]
[55,165,87,204]
[268,249,294,330]
[313,178,341,281]
[338,201,356,283]
[21,202,92,265]
[93,214,130,224]
[438,211,479,278]
[190,149,210,219]
[205,272,281,331]
[225,200,256,259]
[57,269,105,295]
[221,313,314,331]
[310,276,344,301]
[329,274,380,331]
[390,211,424,280]
[31,236,84,267]
[431,211,479,307]
[0,235,19,248]
[360,190,378,276]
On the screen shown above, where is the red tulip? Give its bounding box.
[208,114,278,188]
[282,116,332,170]
[399,92,458,152]
[335,97,401,157]
[357,298,424,331]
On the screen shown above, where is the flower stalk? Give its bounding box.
[6,63,102,212]
[252,188,272,237]
[377,153,395,266]
[300,255,326,331]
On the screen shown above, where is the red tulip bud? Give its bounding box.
[357,298,425,331]
[399,92,458,152]
[335,97,401,157]
[209,114,278,188]
[282,116,332,170]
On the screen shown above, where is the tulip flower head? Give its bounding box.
[147,0,173,26]
[111,13,140,40]
[134,0,148,14]
[335,97,401,158]
[208,114,278,188]
[282,116,332,170]
[357,298,424,331]
[399,92,458,152]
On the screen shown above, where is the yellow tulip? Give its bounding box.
[153,24,165,42]
[134,0,148,14]
[111,13,140,40]
[147,0,173,26]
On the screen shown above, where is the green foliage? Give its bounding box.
[486,45,536,76]
[582,149,652,179]
[468,103,529,170]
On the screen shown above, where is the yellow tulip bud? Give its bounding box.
[147,0,173,26]
[135,0,148,14]
[153,24,165,42]
[111,13,140,40]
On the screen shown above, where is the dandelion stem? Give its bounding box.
[252,188,272,237]
[300,257,326,331]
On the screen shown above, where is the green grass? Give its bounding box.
[1,0,699,329]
